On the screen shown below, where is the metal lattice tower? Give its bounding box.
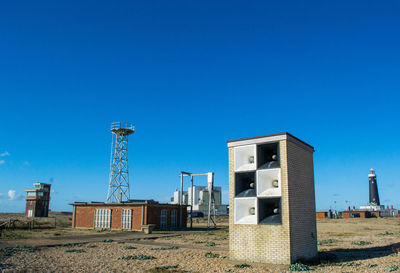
[106,122,135,203]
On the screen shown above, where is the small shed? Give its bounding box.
[70,201,187,231]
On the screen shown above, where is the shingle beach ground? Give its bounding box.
[1,216,400,272]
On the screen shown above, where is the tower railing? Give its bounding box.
[111,122,135,131]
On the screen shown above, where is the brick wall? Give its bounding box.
[286,140,318,262]
[73,204,187,231]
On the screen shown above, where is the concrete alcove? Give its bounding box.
[235,171,256,197]
[234,197,257,224]
[256,169,281,197]
[234,145,256,172]
[257,142,280,169]
[258,197,281,225]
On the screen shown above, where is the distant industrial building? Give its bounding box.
[171,186,228,215]
[25,182,51,217]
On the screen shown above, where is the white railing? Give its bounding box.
[111,122,135,131]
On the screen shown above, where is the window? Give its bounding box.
[171,210,177,228]
[160,209,167,229]
[94,209,111,229]
[122,209,132,230]
[28,210,33,217]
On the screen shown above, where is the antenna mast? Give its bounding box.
[106,122,135,203]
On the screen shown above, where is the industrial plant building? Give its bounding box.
[171,186,228,215]
[70,201,187,230]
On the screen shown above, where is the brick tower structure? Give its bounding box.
[227,133,317,264]
[25,182,51,217]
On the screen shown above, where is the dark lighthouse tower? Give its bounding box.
[368,168,380,206]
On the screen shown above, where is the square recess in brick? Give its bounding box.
[256,168,281,197]
[234,197,257,224]
[234,144,257,172]
[257,142,280,169]
[258,197,281,225]
[235,171,256,198]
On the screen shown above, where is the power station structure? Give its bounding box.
[178,172,217,229]
[227,132,317,264]
[106,122,135,203]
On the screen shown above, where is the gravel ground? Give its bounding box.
[1,218,400,272]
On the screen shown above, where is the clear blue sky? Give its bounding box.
[0,1,399,212]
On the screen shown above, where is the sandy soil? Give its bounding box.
[1,217,400,272]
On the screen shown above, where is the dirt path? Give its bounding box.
[0,232,178,248]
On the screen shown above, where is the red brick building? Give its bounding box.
[24,182,51,217]
[70,201,187,231]
[316,211,328,219]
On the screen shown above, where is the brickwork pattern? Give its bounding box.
[73,204,187,231]
[286,140,318,262]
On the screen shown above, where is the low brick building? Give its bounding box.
[316,211,328,219]
[70,201,187,231]
[342,210,379,219]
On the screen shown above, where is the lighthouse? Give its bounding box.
[368,168,380,206]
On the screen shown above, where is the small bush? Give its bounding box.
[118,254,156,260]
[351,241,372,246]
[377,231,394,236]
[102,239,114,243]
[1,247,17,257]
[367,264,377,268]
[235,264,250,268]
[385,265,399,272]
[205,241,216,247]
[289,263,312,271]
[87,245,97,248]
[317,239,337,245]
[124,246,137,250]
[15,245,38,253]
[205,252,218,258]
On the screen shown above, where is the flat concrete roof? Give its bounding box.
[227,132,314,152]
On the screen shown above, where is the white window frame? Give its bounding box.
[94,209,111,229]
[121,209,132,230]
[160,209,168,229]
[28,209,33,217]
[171,209,177,228]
